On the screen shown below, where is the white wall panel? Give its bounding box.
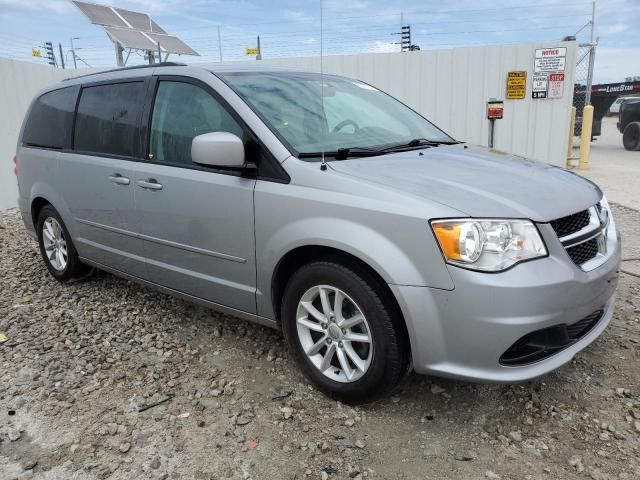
[0,42,575,210]
[262,41,577,167]
[0,59,97,210]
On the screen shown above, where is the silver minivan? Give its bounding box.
[16,63,620,404]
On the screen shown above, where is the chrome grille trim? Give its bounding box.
[551,200,615,272]
[557,206,606,246]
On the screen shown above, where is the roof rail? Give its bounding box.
[63,62,187,81]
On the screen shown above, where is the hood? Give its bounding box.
[328,144,602,222]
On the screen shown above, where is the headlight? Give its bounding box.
[430,219,547,272]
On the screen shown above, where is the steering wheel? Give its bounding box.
[332,120,360,133]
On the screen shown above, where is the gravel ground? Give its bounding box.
[1,205,639,480]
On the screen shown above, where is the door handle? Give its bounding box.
[108,173,130,186]
[137,178,163,191]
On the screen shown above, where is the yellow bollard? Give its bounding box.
[579,105,594,170]
[567,106,576,167]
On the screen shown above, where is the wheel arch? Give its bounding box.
[30,196,51,228]
[271,245,409,345]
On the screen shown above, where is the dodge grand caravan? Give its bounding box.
[16,63,621,404]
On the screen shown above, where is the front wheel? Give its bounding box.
[281,260,410,404]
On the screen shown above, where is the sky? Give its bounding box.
[0,0,638,83]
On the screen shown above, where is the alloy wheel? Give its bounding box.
[296,285,373,383]
[42,217,68,271]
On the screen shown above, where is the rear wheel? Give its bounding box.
[281,260,409,404]
[622,121,640,151]
[36,205,88,281]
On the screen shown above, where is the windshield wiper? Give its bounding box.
[298,139,461,161]
[298,147,384,160]
[379,138,460,152]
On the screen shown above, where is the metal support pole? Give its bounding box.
[115,42,124,67]
[585,1,596,106]
[567,106,576,166]
[58,43,65,69]
[217,25,223,62]
[157,41,162,64]
[70,38,78,69]
[488,119,495,149]
[256,35,262,60]
[579,105,594,169]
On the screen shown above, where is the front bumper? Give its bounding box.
[392,224,621,383]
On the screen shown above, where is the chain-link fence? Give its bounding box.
[573,43,596,138]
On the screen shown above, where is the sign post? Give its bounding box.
[486,99,504,149]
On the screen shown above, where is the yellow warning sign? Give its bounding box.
[245,47,259,55]
[506,71,527,100]
[32,48,41,58]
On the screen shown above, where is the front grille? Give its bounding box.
[566,237,599,265]
[548,205,608,269]
[550,209,590,237]
[500,309,605,366]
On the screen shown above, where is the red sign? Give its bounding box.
[548,73,565,99]
[487,101,504,119]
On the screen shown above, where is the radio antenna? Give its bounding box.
[319,0,327,171]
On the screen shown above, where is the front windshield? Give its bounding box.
[220,72,453,157]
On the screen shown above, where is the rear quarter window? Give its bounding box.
[22,86,79,149]
[74,81,145,157]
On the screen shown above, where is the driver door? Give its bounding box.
[131,77,257,314]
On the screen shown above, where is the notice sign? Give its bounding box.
[506,71,527,99]
[534,47,567,73]
[532,74,548,99]
[245,47,258,55]
[548,73,565,98]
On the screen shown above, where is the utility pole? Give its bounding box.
[392,22,416,52]
[400,12,403,52]
[70,37,78,69]
[256,35,262,60]
[58,43,65,69]
[44,41,57,67]
[217,25,223,62]
[401,25,411,52]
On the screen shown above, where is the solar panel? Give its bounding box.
[73,1,199,57]
[72,1,128,28]
[104,27,157,51]
[114,7,167,34]
[146,33,199,56]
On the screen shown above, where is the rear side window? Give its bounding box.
[23,86,79,149]
[74,81,145,157]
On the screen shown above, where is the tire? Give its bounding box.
[622,121,640,151]
[36,205,88,282]
[281,259,410,404]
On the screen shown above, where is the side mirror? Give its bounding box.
[191,132,245,168]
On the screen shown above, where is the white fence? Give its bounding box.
[0,59,96,210]
[0,42,576,210]
[262,41,577,167]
